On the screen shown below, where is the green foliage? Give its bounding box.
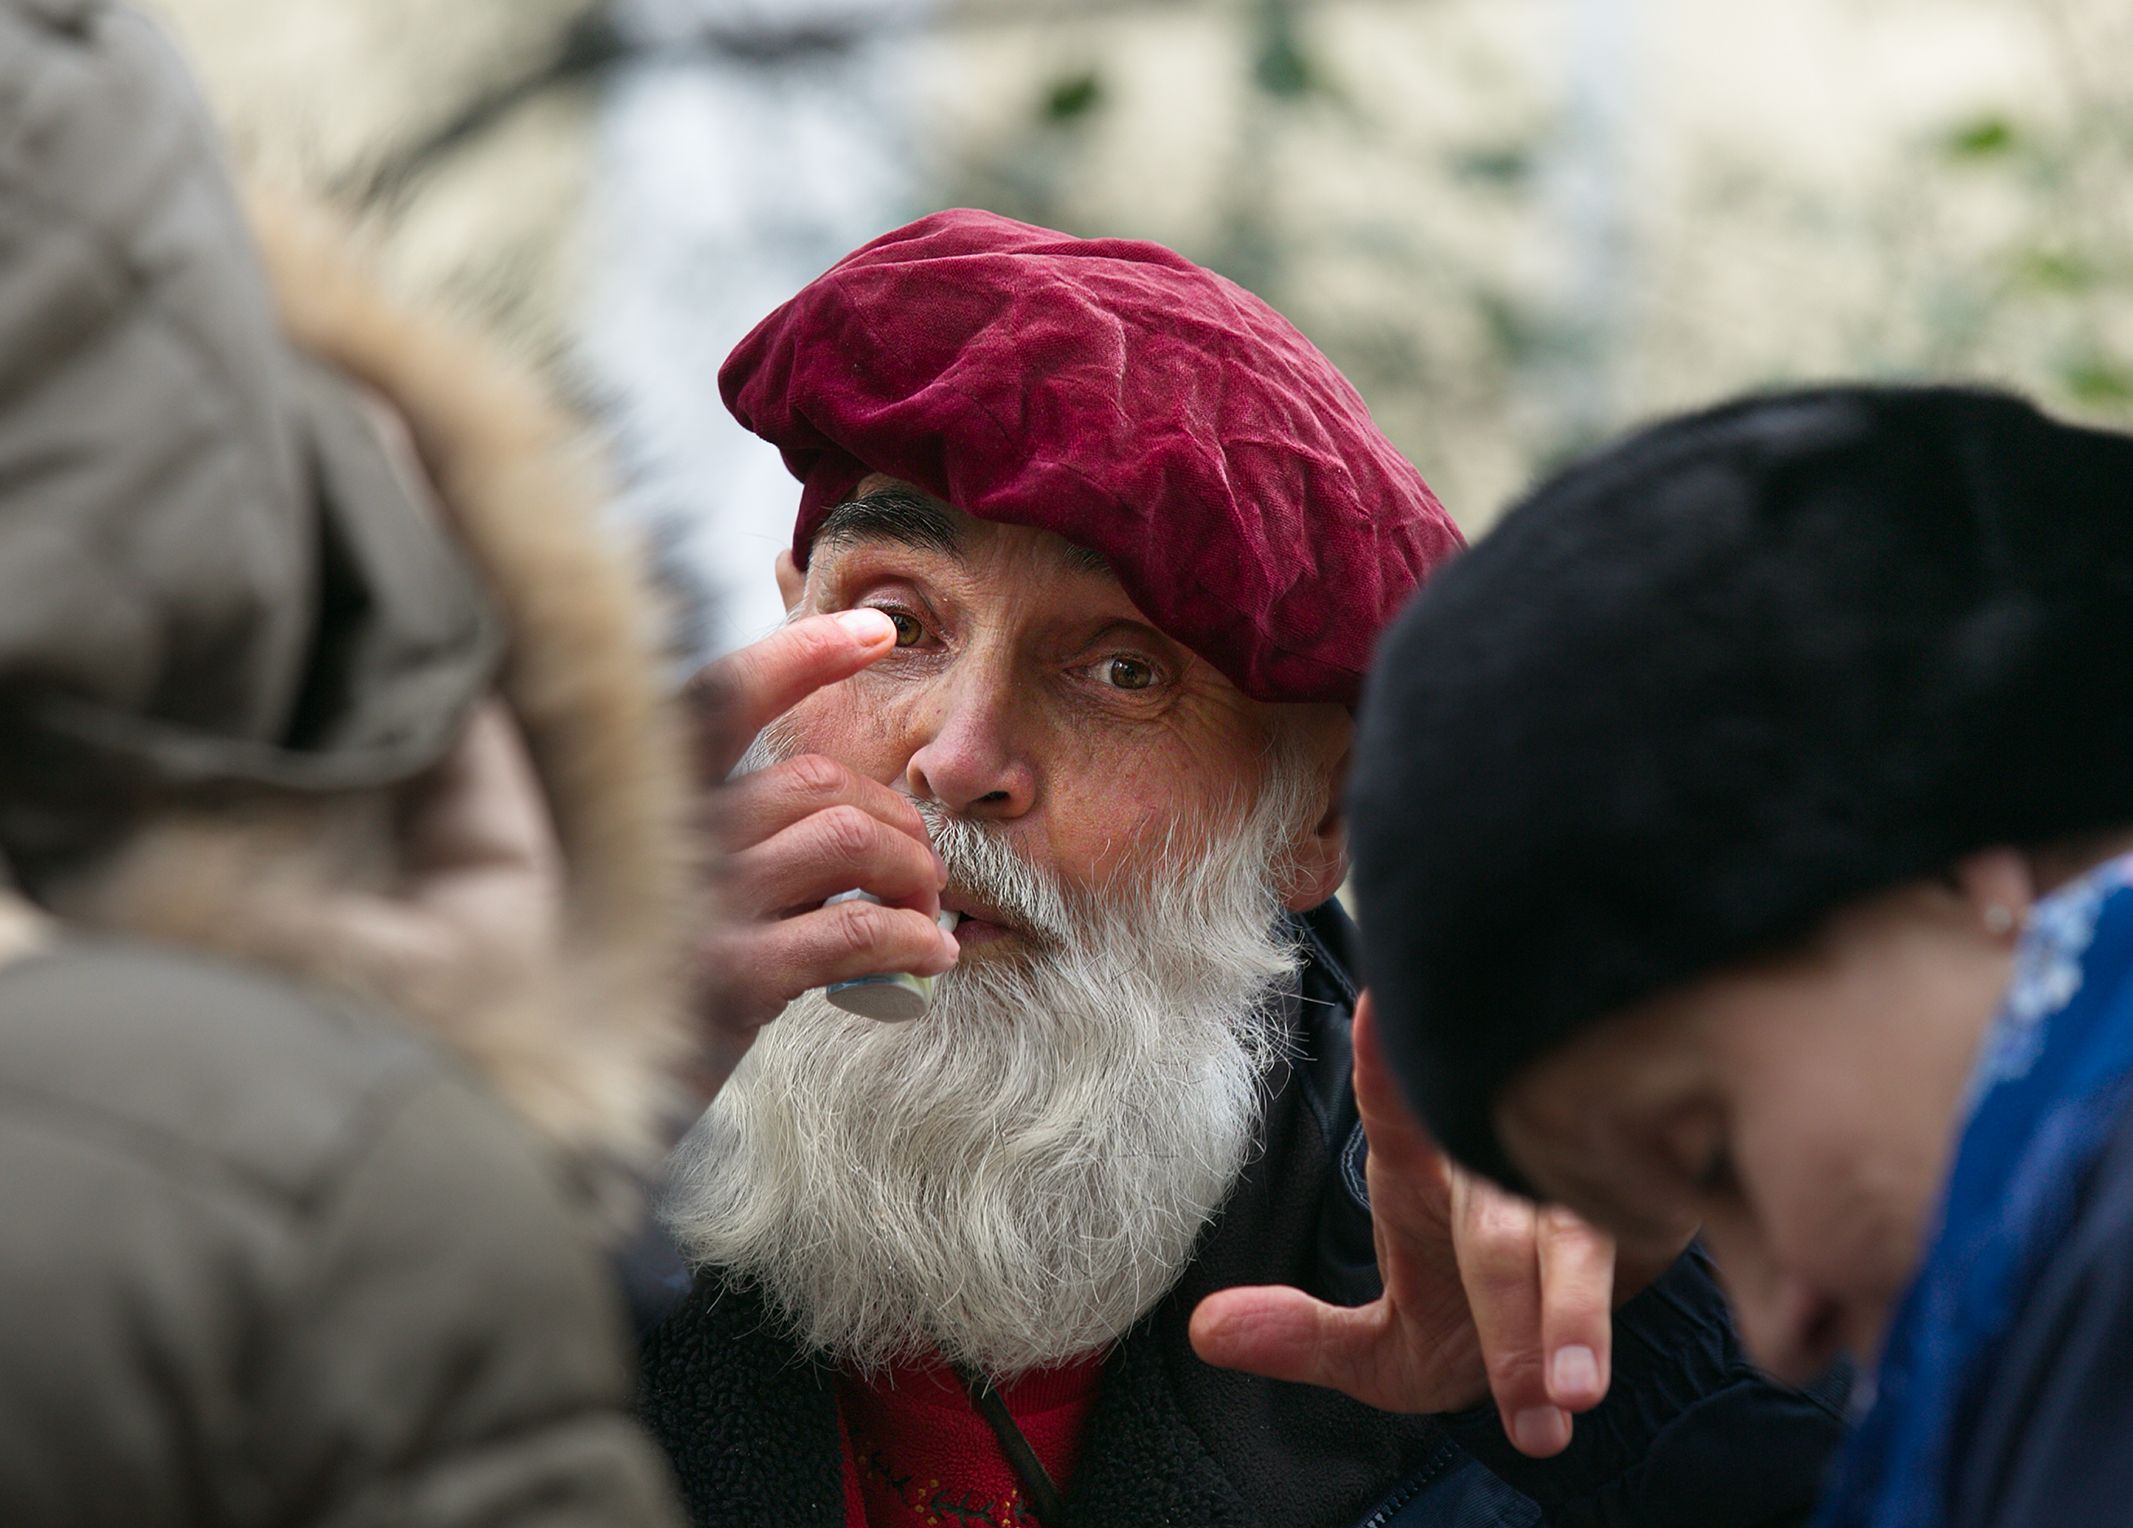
[949,0,2133,523]
[1451,143,1535,188]
[1041,69,1104,124]
[2011,247,2098,293]
[1941,113,2018,161]
[1254,32,1315,98]
[1251,0,1322,100]
[1476,289,1555,367]
[2058,352,2133,406]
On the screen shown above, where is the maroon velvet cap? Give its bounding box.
[720,209,1463,705]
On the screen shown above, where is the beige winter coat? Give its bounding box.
[0,1,693,1521]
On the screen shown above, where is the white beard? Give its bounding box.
[660,738,1316,1379]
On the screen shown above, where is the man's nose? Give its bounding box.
[904,676,1036,818]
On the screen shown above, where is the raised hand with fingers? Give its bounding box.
[686,609,959,1077]
[1190,993,1658,1457]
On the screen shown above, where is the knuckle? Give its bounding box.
[1466,1265,1536,1312]
[783,620,845,671]
[814,804,877,864]
[1469,1197,1537,1249]
[1486,1347,1544,1391]
[1540,1204,1607,1246]
[784,752,848,798]
[833,898,887,954]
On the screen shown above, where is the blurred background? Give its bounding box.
[148,0,2133,660]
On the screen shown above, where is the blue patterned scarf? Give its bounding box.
[1816,852,2133,1527]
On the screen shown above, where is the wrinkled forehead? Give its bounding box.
[808,478,1122,587]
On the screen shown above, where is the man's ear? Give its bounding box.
[774,548,805,612]
[1283,711,1353,912]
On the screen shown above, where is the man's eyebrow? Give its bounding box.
[814,489,963,559]
[815,489,1112,576]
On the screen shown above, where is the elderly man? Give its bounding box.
[642,212,1847,1527]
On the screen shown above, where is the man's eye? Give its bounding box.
[883,611,924,647]
[1103,656,1156,691]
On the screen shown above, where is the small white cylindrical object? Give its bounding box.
[820,890,960,1022]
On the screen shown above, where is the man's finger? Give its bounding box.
[1451,1171,1569,1458]
[1187,1287,1392,1405]
[699,897,959,1031]
[712,751,935,864]
[688,610,897,778]
[1351,996,1453,1204]
[1535,1203,1616,1412]
[723,805,945,922]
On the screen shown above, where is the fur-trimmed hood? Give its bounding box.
[261,202,698,1181]
[55,206,698,1182]
[0,0,692,1179]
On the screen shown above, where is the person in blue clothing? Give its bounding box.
[639,211,1847,1526]
[1343,384,2133,1526]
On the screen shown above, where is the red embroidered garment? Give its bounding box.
[838,1353,1105,1528]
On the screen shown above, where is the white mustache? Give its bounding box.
[913,801,1073,947]
[742,722,1075,944]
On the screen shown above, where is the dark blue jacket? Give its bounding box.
[1947,1091,2133,1525]
[637,902,1848,1526]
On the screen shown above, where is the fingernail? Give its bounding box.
[939,929,960,962]
[1511,1406,1570,1455]
[1551,1345,1599,1400]
[833,608,895,644]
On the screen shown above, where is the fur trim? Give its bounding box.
[230,196,695,1178]
[0,888,49,969]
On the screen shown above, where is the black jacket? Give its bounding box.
[638,903,1848,1526]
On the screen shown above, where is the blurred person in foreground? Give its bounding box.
[0,1,701,1520]
[642,210,1848,1527]
[1344,385,2133,1526]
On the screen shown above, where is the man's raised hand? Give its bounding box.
[688,610,958,1062]
[1188,993,1634,1457]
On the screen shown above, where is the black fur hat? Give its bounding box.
[1349,385,2133,1189]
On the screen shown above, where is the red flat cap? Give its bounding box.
[720,209,1462,705]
